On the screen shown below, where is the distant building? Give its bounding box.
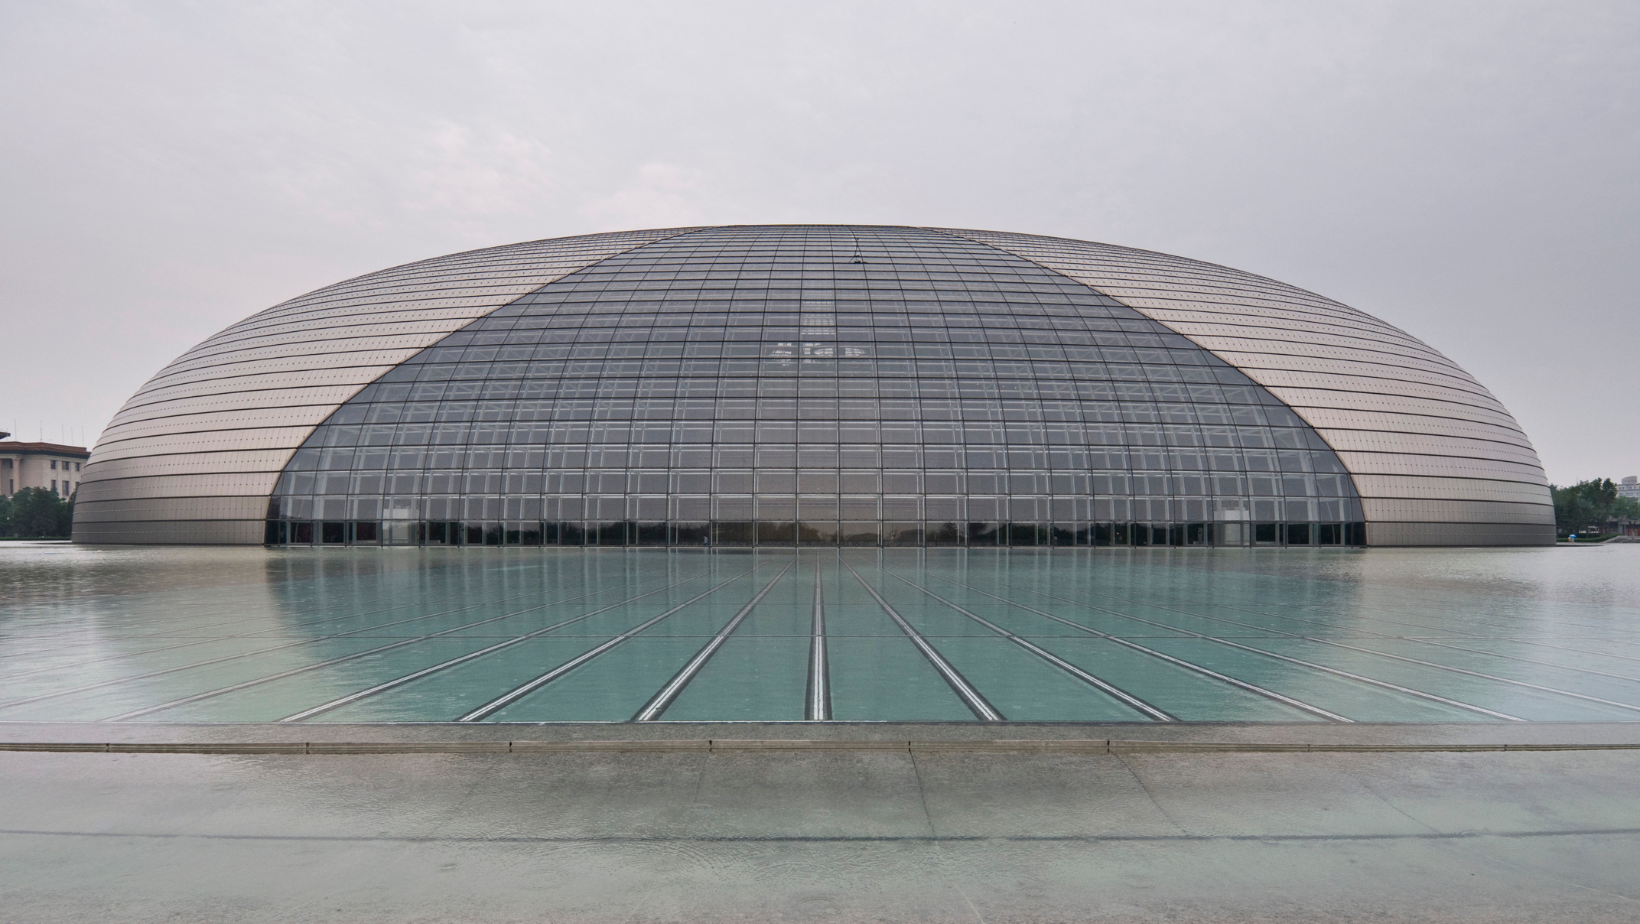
[1618,477,1640,537]
[0,441,91,499]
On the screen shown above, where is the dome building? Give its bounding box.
[73,226,1553,547]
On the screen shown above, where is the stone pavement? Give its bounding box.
[3,723,1639,922]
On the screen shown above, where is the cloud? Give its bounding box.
[404,122,557,217]
[580,163,705,229]
[3,2,1638,480]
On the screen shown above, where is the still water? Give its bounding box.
[1,543,1637,724]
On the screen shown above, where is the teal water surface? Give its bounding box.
[2,543,1638,724]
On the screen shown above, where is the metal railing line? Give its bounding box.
[279,569,720,723]
[841,558,1002,722]
[633,559,797,722]
[878,565,1175,722]
[456,561,772,723]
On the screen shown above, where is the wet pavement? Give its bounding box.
[3,726,1640,922]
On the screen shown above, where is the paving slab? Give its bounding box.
[6,741,1640,921]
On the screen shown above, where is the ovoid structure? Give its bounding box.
[74,226,1553,547]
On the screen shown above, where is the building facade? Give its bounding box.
[73,226,1555,547]
[1,441,90,499]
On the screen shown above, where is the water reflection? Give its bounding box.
[1,544,1637,724]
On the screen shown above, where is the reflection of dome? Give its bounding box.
[74,226,1553,547]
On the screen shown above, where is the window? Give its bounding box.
[263,226,1365,548]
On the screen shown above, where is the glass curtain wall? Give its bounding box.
[266,226,1363,547]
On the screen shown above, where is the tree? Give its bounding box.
[7,488,72,538]
[1619,495,1640,521]
[1551,479,1639,538]
[0,493,11,537]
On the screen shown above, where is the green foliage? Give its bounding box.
[1619,495,1640,520]
[1551,479,1639,538]
[3,488,73,538]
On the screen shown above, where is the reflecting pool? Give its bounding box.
[2,543,1638,724]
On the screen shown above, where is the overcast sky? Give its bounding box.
[2,1,1635,484]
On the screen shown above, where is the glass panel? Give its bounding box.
[266,227,1362,547]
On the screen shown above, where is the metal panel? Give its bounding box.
[1359,497,1557,524]
[1249,370,1511,410]
[75,229,696,543]
[943,228,1553,544]
[79,225,1553,546]
[81,451,297,482]
[1260,388,1525,430]
[75,473,282,502]
[1368,521,1555,546]
[1350,474,1555,505]
[1319,430,1546,467]
[75,519,265,545]
[100,407,343,443]
[89,428,323,461]
[108,386,370,425]
[1304,410,1534,445]
[1334,452,1548,482]
[72,496,270,522]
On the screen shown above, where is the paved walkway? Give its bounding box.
[4,723,1640,921]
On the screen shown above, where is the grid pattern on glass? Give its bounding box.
[267,225,1363,547]
[74,229,695,544]
[945,229,1553,545]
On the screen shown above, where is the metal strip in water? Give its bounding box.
[880,567,1175,722]
[1024,573,1611,717]
[0,638,333,712]
[1299,638,1640,716]
[109,568,685,722]
[987,573,1530,722]
[456,563,766,723]
[279,569,718,723]
[7,570,655,709]
[1401,638,1640,685]
[806,559,831,722]
[633,559,796,722]
[1202,637,1524,722]
[981,578,1522,723]
[842,559,1002,721]
[925,575,1353,723]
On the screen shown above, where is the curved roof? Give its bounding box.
[941,230,1552,543]
[76,229,693,541]
[74,225,1551,545]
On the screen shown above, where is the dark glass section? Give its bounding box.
[268,226,1363,546]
